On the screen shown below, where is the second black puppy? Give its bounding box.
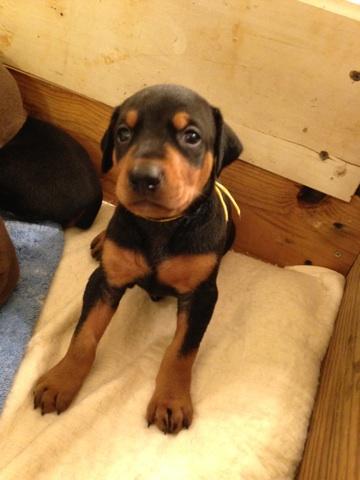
[0,117,102,229]
[33,85,243,434]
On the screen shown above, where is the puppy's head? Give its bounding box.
[101,85,242,219]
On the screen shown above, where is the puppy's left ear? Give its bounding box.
[100,107,120,173]
[212,107,243,177]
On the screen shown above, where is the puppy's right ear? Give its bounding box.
[101,107,120,173]
[212,107,243,177]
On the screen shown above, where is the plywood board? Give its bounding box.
[1,0,360,200]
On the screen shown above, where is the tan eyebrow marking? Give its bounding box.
[172,111,190,130]
[125,109,138,128]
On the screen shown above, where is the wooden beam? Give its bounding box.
[298,255,360,479]
[9,68,360,275]
[221,161,360,274]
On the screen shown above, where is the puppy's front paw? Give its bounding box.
[146,391,193,434]
[33,363,83,415]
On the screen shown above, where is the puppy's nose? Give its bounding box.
[129,163,163,193]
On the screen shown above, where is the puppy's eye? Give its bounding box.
[117,126,132,143]
[183,128,201,145]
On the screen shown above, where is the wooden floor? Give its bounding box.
[298,255,360,480]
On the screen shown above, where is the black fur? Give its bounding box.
[101,107,120,173]
[34,85,243,430]
[101,85,242,177]
[212,107,243,176]
[0,116,102,228]
[75,267,125,335]
[81,84,243,354]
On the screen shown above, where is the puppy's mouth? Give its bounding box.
[116,173,203,220]
[114,146,211,220]
[125,197,189,220]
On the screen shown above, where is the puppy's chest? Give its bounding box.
[102,239,217,294]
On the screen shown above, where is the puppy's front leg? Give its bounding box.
[146,280,218,434]
[33,267,125,415]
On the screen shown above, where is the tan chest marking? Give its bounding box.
[102,239,150,287]
[157,253,217,294]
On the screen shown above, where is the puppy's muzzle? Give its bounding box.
[129,163,163,194]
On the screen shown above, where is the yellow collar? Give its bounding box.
[141,181,241,223]
[214,181,241,222]
[142,213,183,223]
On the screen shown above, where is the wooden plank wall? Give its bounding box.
[1,0,360,201]
[10,68,360,275]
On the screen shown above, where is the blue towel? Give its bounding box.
[0,219,64,412]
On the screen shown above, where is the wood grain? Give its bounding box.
[298,255,360,480]
[2,0,360,200]
[221,161,360,274]
[300,0,360,21]
[10,67,360,275]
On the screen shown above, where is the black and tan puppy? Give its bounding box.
[0,217,19,305]
[0,117,102,229]
[33,85,243,433]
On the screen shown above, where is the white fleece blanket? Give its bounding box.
[0,203,344,480]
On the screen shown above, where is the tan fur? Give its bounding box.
[125,109,138,128]
[197,151,214,190]
[114,144,214,220]
[102,239,150,287]
[146,311,197,432]
[90,230,106,260]
[157,253,217,293]
[34,300,115,414]
[0,217,19,305]
[172,111,190,130]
